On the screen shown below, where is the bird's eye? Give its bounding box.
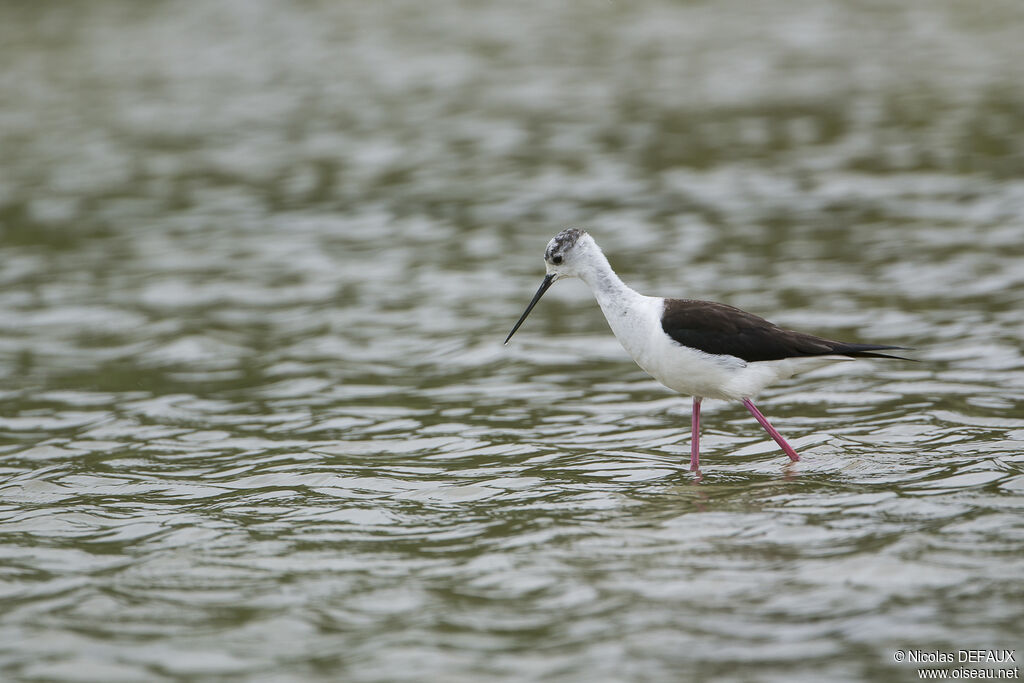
[552,255,563,265]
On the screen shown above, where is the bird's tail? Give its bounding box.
[831,343,916,361]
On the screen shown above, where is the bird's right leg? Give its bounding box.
[741,398,800,462]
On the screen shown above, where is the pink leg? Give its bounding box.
[741,398,800,462]
[690,397,702,471]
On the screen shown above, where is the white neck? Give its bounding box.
[578,247,640,310]
[576,242,654,363]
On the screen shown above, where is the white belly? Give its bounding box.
[641,341,851,400]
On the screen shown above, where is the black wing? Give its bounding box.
[660,299,909,362]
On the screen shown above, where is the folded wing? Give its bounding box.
[660,299,910,362]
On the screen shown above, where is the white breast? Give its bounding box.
[594,294,735,399]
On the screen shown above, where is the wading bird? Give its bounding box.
[504,229,909,470]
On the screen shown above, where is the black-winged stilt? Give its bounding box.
[504,228,909,471]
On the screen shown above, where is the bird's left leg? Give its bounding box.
[741,398,800,462]
[690,396,702,471]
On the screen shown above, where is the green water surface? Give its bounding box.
[1,1,1022,681]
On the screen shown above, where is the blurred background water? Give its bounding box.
[1,0,1022,681]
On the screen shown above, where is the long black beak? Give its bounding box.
[504,274,556,345]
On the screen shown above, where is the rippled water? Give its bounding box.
[1,1,1023,681]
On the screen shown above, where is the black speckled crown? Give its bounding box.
[545,228,586,261]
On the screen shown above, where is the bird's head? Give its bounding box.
[505,228,596,345]
[542,228,594,281]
